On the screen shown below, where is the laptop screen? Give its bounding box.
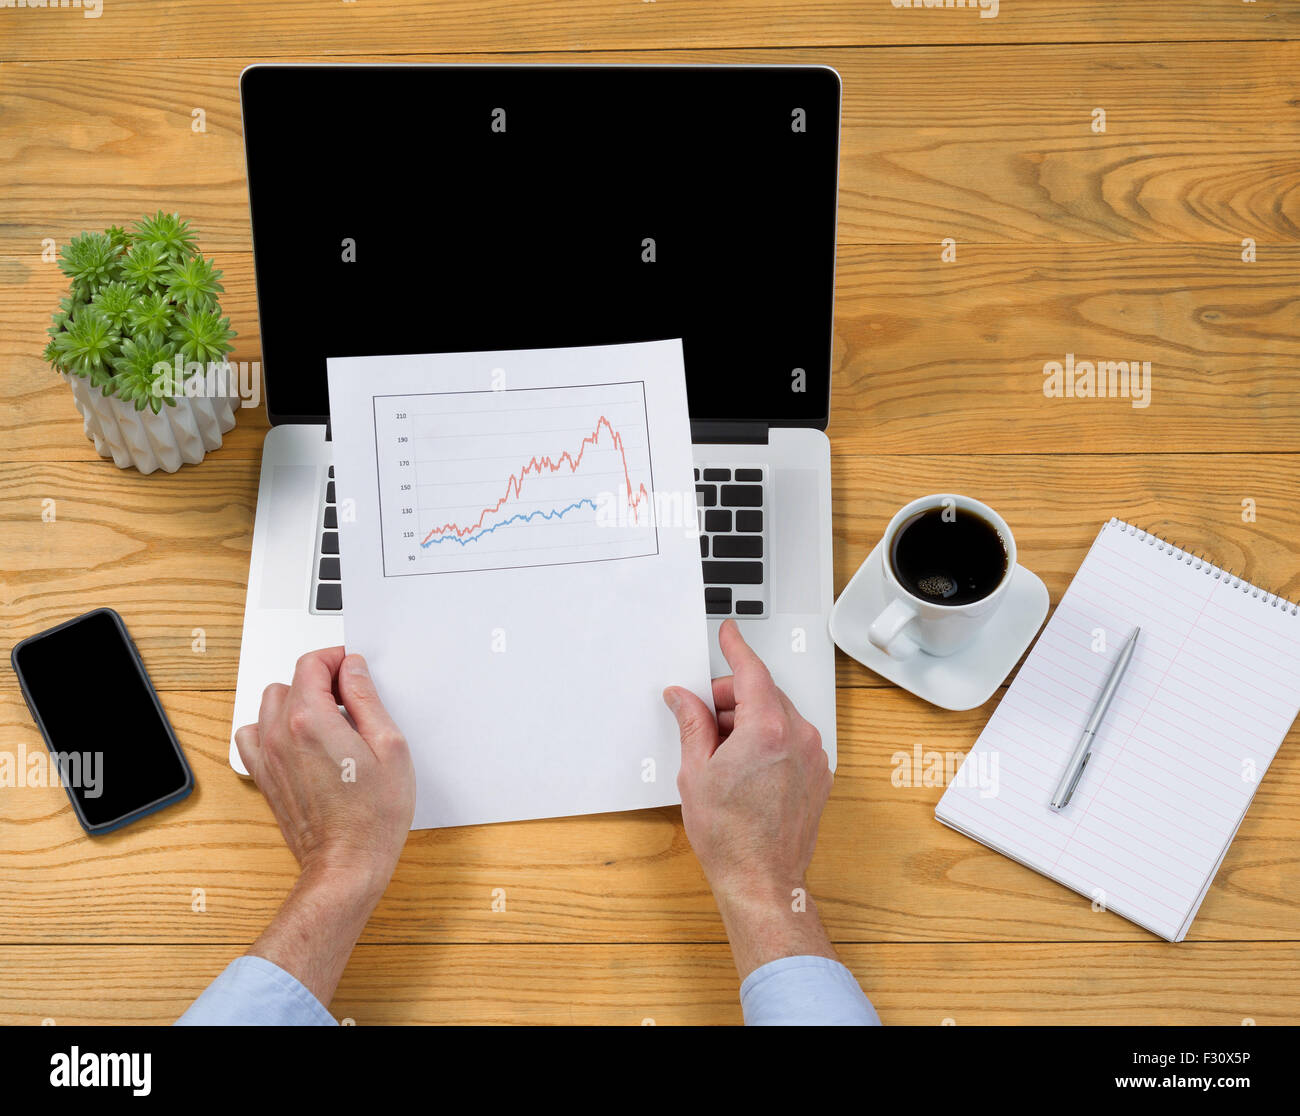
[241,65,840,429]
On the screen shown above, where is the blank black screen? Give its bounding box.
[14,611,189,829]
[241,65,840,427]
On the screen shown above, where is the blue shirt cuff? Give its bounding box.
[740,955,881,1026]
[175,955,338,1026]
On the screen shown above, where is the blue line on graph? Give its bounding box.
[420,498,599,548]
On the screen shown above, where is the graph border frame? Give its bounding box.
[372,381,660,578]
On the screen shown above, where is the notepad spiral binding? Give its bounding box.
[1111,518,1300,616]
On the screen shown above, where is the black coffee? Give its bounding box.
[889,507,1008,606]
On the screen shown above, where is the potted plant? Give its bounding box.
[44,211,240,474]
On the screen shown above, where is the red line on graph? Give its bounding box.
[420,415,652,544]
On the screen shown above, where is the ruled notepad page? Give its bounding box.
[936,518,1300,941]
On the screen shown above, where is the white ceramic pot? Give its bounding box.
[63,372,238,474]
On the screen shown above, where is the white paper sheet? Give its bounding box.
[327,340,713,829]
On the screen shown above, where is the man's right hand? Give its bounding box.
[664,619,839,978]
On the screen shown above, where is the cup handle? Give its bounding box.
[868,598,920,659]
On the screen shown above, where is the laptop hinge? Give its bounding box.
[691,420,769,445]
[324,419,331,442]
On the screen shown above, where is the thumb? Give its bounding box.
[663,686,718,767]
[233,723,261,783]
[338,653,407,760]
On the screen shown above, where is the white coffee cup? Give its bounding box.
[867,494,1016,659]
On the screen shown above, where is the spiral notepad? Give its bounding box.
[937,518,1300,941]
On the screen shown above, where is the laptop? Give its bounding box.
[230,63,842,782]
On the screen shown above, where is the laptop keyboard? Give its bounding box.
[310,462,770,617]
[313,466,342,611]
[695,464,769,619]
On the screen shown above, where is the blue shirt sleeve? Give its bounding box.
[740,955,881,1026]
[175,955,337,1026]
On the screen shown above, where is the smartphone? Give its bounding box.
[10,608,194,835]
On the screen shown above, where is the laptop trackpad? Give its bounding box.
[771,467,822,615]
[258,465,317,609]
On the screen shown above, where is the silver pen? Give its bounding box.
[1050,626,1140,810]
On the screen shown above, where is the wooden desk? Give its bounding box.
[2,2,1297,1025]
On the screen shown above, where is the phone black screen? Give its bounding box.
[12,610,192,831]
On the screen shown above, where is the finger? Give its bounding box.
[663,686,719,767]
[717,619,782,712]
[234,723,262,782]
[711,675,736,712]
[338,653,408,762]
[258,682,289,734]
[289,646,349,711]
[716,710,735,738]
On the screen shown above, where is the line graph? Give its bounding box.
[421,497,599,547]
[418,413,652,546]
[374,382,658,576]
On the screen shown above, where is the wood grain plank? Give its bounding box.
[3,1,1297,63]
[0,461,258,673]
[1,942,1294,1025]
[826,244,1300,453]
[2,684,1295,946]
[6,245,1299,459]
[2,44,1298,250]
[3,453,1297,688]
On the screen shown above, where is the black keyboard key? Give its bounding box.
[315,583,342,610]
[324,506,338,529]
[318,556,340,581]
[695,484,717,507]
[702,468,730,481]
[713,535,763,559]
[699,535,709,558]
[704,510,731,533]
[328,466,334,478]
[736,510,763,532]
[321,531,339,555]
[704,587,732,615]
[735,600,763,615]
[720,484,762,507]
[703,560,763,585]
[693,467,700,481]
[326,481,336,504]
[735,468,763,482]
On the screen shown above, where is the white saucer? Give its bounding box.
[829,544,1050,711]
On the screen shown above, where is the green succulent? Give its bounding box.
[171,308,236,366]
[58,232,121,300]
[90,281,136,331]
[52,307,119,385]
[165,253,224,312]
[131,210,198,260]
[119,240,172,293]
[48,295,84,340]
[111,333,178,414]
[105,224,132,254]
[128,291,175,338]
[44,213,235,413]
